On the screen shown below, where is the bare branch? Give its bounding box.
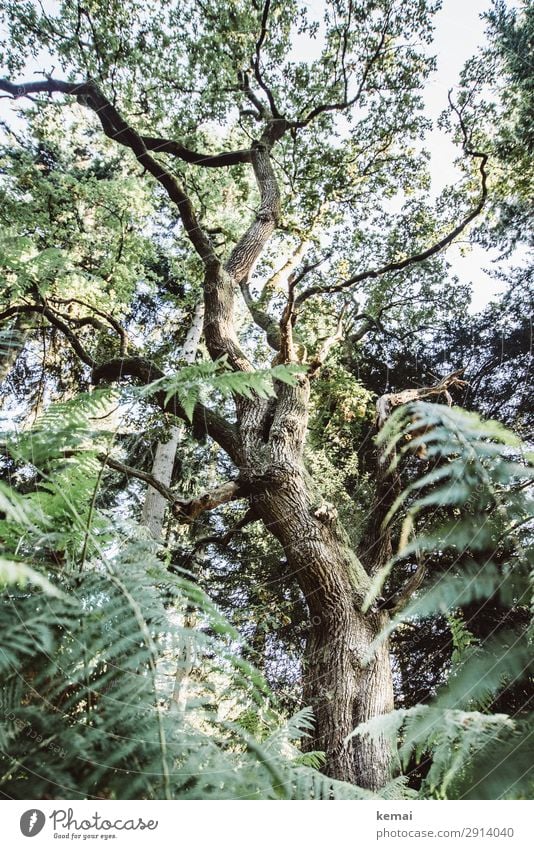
[102,454,176,502]
[277,260,303,363]
[225,134,282,283]
[238,280,281,350]
[205,122,288,371]
[375,368,468,428]
[238,70,268,119]
[172,480,244,521]
[190,507,257,549]
[101,453,245,521]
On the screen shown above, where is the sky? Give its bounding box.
[420,0,522,311]
[0,0,523,313]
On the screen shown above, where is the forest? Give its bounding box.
[0,0,532,801]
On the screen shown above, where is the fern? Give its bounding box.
[139,357,306,421]
[356,402,533,799]
[1,394,372,800]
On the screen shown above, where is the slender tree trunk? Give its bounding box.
[142,300,204,539]
[139,301,204,709]
[0,315,29,387]
[142,427,182,538]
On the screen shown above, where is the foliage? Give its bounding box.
[0,0,531,802]
[355,401,533,799]
[145,357,306,421]
[0,393,397,800]
[480,1,533,251]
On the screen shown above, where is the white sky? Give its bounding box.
[0,0,522,312]
[423,0,522,311]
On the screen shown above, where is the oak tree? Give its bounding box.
[0,0,496,788]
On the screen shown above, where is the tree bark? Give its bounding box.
[236,375,394,789]
[141,300,204,539]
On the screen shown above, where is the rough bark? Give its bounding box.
[236,375,394,789]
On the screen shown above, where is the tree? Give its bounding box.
[0,0,517,790]
[469,0,533,252]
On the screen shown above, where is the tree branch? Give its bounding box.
[295,149,489,306]
[292,6,391,129]
[238,70,268,119]
[92,356,240,459]
[257,238,312,308]
[225,135,283,284]
[141,136,253,167]
[0,77,218,266]
[189,507,257,549]
[0,303,96,367]
[375,368,468,428]
[308,307,346,377]
[278,266,299,363]
[238,280,281,350]
[101,453,245,521]
[252,0,282,119]
[204,122,287,371]
[48,296,129,356]
[379,558,427,613]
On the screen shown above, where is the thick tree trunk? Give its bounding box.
[236,376,394,790]
[251,469,394,789]
[303,609,394,789]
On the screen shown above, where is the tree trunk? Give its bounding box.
[251,470,394,788]
[142,426,182,539]
[303,609,394,789]
[236,376,395,790]
[0,317,29,386]
[142,300,204,539]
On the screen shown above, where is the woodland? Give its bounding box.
[0,0,532,800]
